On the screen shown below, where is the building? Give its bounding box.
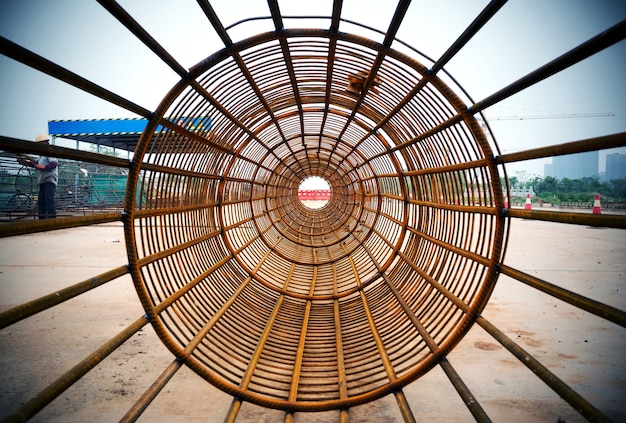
[545,151,599,180]
[605,153,626,181]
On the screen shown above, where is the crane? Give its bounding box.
[480,112,614,121]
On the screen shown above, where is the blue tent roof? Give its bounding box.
[48,117,210,151]
[49,118,151,136]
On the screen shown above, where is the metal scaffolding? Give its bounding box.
[0,0,625,422]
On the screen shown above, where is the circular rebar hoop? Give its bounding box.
[124,29,507,411]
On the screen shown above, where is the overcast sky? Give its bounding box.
[1,0,624,179]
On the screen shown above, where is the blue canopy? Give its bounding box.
[48,116,210,151]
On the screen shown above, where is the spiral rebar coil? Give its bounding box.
[125,27,506,411]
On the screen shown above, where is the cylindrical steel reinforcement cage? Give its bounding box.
[125,26,507,412]
[1,1,625,422]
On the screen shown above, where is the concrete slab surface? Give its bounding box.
[0,212,624,422]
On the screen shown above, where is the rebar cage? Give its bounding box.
[126,26,506,411]
[0,1,625,422]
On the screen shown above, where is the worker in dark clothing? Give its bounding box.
[18,134,59,218]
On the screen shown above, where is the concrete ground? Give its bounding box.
[0,208,624,422]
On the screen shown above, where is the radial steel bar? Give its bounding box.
[197,0,233,46]
[382,0,412,47]
[211,13,301,174]
[506,209,626,230]
[2,317,149,423]
[0,36,151,118]
[430,0,507,74]
[151,256,233,313]
[353,247,420,422]
[330,0,342,32]
[326,0,412,173]
[0,212,122,238]
[0,265,129,330]
[0,136,130,168]
[333,298,349,400]
[468,19,626,115]
[119,359,183,423]
[477,316,612,423]
[439,358,492,423]
[224,399,242,423]
[370,245,490,423]
[500,264,626,328]
[196,4,299,170]
[496,132,626,164]
[267,0,285,31]
[288,261,316,403]
[394,390,417,423]
[96,0,188,77]
[122,276,251,423]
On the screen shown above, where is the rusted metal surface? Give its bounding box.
[0,2,624,422]
[119,24,507,412]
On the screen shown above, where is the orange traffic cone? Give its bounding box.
[504,195,509,209]
[592,194,601,214]
[524,193,532,210]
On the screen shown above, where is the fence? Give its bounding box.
[0,151,127,221]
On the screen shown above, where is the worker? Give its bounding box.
[18,134,59,218]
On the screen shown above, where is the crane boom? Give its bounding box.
[484,112,614,121]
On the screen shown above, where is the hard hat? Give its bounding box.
[35,134,49,142]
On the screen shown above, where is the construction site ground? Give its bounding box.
[0,206,624,422]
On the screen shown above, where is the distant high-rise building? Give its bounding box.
[546,151,598,179]
[605,153,626,181]
[543,163,553,178]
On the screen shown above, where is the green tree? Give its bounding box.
[535,176,557,194]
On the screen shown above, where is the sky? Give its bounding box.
[0,0,624,181]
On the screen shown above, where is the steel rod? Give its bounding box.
[2,317,148,423]
[430,0,507,74]
[496,132,626,164]
[0,136,130,168]
[0,212,122,238]
[0,265,129,330]
[118,359,183,423]
[506,209,626,229]
[96,0,188,77]
[469,19,626,114]
[500,264,626,328]
[0,36,151,118]
[477,316,612,423]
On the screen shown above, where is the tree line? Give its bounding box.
[508,174,626,203]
